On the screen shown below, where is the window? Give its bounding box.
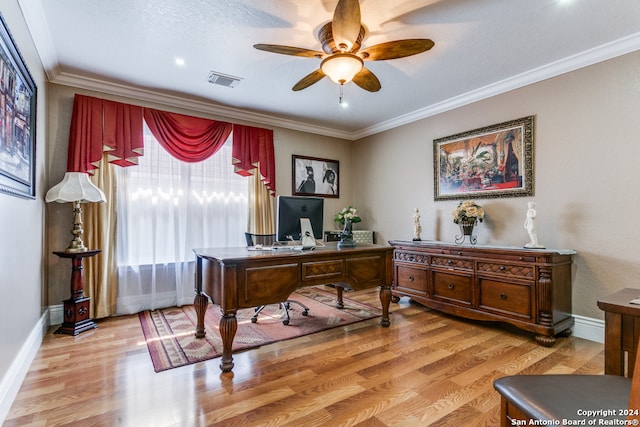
[114,125,248,313]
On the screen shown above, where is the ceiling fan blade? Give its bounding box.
[332,0,361,51]
[292,69,326,91]
[254,44,323,58]
[352,67,381,92]
[360,39,435,61]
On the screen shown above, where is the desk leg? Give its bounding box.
[220,314,238,373]
[335,286,344,309]
[604,311,623,376]
[379,285,391,327]
[194,293,209,339]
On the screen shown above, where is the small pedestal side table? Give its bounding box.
[597,288,640,377]
[53,249,101,335]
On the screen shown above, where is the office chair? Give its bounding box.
[244,232,309,325]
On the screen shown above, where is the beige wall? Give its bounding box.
[45,85,354,306]
[353,50,640,320]
[0,1,48,398]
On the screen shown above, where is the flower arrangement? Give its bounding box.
[452,200,485,224]
[334,206,362,225]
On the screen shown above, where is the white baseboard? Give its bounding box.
[572,314,604,343]
[0,308,50,425]
[49,303,63,326]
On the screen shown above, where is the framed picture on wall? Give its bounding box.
[0,13,37,199]
[292,155,339,198]
[433,115,534,201]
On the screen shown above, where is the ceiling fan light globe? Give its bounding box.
[321,53,363,85]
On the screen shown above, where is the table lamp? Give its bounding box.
[45,171,106,253]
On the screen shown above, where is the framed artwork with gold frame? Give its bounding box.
[434,116,534,201]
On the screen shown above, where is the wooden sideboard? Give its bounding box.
[389,240,575,346]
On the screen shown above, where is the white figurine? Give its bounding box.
[524,202,544,248]
[413,208,422,241]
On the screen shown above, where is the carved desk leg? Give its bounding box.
[335,286,345,309]
[379,285,391,327]
[193,254,208,339]
[194,293,209,339]
[219,313,238,373]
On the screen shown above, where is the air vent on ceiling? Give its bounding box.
[207,71,243,88]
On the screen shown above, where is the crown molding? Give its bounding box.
[51,31,640,142]
[352,32,640,140]
[51,72,354,140]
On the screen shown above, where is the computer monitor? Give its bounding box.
[276,195,324,242]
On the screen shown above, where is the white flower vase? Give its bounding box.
[455,219,477,245]
[337,219,356,248]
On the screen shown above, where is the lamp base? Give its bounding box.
[64,243,89,253]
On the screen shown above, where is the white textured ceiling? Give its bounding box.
[18,0,640,139]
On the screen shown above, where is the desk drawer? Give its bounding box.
[432,271,472,305]
[301,260,343,281]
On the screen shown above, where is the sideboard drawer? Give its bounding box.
[395,264,428,296]
[479,279,533,320]
[432,271,472,305]
[394,250,427,265]
[477,261,534,279]
[431,256,473,271]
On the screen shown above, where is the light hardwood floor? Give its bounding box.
[5,287,604,426]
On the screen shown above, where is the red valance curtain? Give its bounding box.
[232,124,276,194]
[67,94,144,173]
[143,109,232,163]
[67,94,276,194]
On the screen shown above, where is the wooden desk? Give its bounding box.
[193,243,394,372]
[597,288,640,377]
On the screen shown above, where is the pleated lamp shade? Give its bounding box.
[45,172,106,204]
[45,172,106,252]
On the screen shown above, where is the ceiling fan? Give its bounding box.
[254,0,435,93]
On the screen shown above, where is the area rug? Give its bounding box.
[139,286,381,372]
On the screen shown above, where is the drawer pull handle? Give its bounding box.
[409,256,415,262]
[448,283,455,289]
[447,259,455,265]
[456,251,462,255]
[408,275,414,282]
[500,293,507,300]
[499,265,506,271]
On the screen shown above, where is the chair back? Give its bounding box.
[628,343,640,421]
[245,233,276,246]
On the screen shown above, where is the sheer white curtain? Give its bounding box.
[115,125,248,314]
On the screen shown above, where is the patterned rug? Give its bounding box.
[139,286,381,372]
